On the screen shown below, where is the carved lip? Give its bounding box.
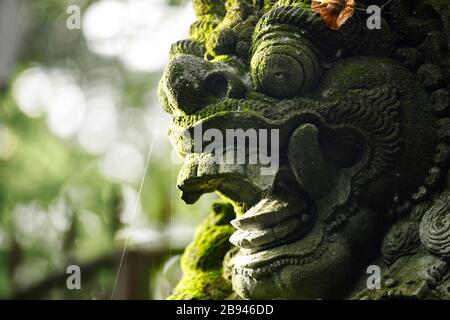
[230,225,325,277]
[229,198,315,254]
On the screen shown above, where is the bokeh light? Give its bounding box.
[1,0,216,300]
[82,0,196,72]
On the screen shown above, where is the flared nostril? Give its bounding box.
[202,70,247,100]
[204,73,229,99]
[160,55,210,115]
[159,54,247,115]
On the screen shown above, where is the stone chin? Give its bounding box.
[230,204,383,299]
[231,236,352,300]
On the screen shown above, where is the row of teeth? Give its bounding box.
[230,196,314,251]
[233,257,306,278]
[324,191,361,233]
[232,239,330,279]
[324,213,348,233]
[230,216,311,250]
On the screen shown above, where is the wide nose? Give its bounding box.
[159,55,246,115]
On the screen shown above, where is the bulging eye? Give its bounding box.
[250,33,321,98]
[318,127,365,168]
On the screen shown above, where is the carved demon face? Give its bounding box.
[159,1,448,299]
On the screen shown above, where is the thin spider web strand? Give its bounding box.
[110,107,163,300]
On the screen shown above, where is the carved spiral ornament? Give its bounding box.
[250,31,321,98]
[382,222,419,265]
[420,192,450,260]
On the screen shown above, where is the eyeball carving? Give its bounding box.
[420,191,450,260]
[251,32,321,98]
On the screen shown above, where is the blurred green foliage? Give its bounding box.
[0,0,212,299]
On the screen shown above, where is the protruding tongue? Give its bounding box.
[230,198,314,252]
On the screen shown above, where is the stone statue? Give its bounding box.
[158,0,450,299]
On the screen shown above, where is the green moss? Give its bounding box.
[171,98,267,129]
[181,203,235,271]
[190,19,219,43]
[168,270,233,300]
[193,0,227,18]
[273,0,311,10]
[167,202,235,300]
[203,0,258,57]
[251,31,321,97]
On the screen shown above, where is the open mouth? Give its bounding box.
[176,144,324,280]
[229,198,315,254]
[228,196,327,280]
[172,104,363,280]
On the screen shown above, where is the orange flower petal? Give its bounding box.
[311,0,355,31]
